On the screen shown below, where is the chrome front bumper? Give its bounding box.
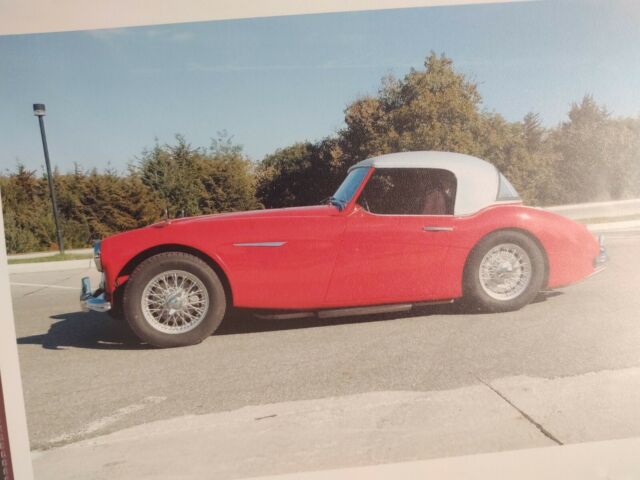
[80,276,111,313]
[592,234,609,275]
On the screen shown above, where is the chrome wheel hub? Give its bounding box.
[479,243,532,301]
[141,270,209,334]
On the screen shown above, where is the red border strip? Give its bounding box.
[0,374,14,480]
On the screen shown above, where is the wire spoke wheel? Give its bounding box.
[478,243,532,301]
[141,270,210,334]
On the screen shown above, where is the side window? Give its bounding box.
[357,168,456,215]
[497,173,521,201]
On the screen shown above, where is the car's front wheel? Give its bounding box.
[463,230,545,312]
[122,252,226,347]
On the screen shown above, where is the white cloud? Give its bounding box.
[186,61,412,73]
[86,26,195,43]
[86,28,130,40]
[144,28,195,42]
[171,31,195,42]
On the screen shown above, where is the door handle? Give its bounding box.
[423,226,454,232]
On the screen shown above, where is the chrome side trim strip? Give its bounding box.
[233,242,287,247]
[423,226,454,232]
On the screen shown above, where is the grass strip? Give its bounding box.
[8,253,93,265]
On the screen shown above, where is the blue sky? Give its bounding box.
[1,0,639,173]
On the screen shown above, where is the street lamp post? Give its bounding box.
[33,103,65,254]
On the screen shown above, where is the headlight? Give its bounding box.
[94,241,103,272]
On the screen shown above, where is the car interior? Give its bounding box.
[358,168,456,215]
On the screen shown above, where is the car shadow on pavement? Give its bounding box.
[215,305,450,336]
[16,292,564,349]
[216,290,564,336]
[17,311,148,350]
[533,290,563,304]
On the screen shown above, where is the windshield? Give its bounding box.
[331,167,369,208]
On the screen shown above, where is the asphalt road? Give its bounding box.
[11,234,640,452]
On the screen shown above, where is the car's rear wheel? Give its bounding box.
[122,252,226,347]
[464,230,545,312]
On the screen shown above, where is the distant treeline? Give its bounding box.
[2,53,640,253]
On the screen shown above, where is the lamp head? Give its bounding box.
[33,103,46,116]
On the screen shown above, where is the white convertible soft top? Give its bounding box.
[350,151,519,215]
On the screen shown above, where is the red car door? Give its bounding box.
[323,167,459,307]
[324,207,454,307]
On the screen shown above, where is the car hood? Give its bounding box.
[150,205,338,228]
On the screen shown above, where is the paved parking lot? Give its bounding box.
[10,234,640,477]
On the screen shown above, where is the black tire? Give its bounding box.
[122,252,226,348]
[463,230,545,312]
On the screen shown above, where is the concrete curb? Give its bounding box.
[31,365,640,480]
[246,437,640,480]
[8,259,94,274]
[7,248,92,261]
[546,198,640,221]
[587,220,640,233]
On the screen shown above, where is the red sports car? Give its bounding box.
[81,151,608,347]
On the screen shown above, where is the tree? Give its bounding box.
[0,165,56,252]
[257,54,640,209]
[199,133,262,213]
[257,141,344,208]
[137,134,260,217]
[5,54,640,254]
[137,136,208,217]
[603,117,640,199]
[60,168,163,243]
[551,95,610,203]
[258,52,520,207]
